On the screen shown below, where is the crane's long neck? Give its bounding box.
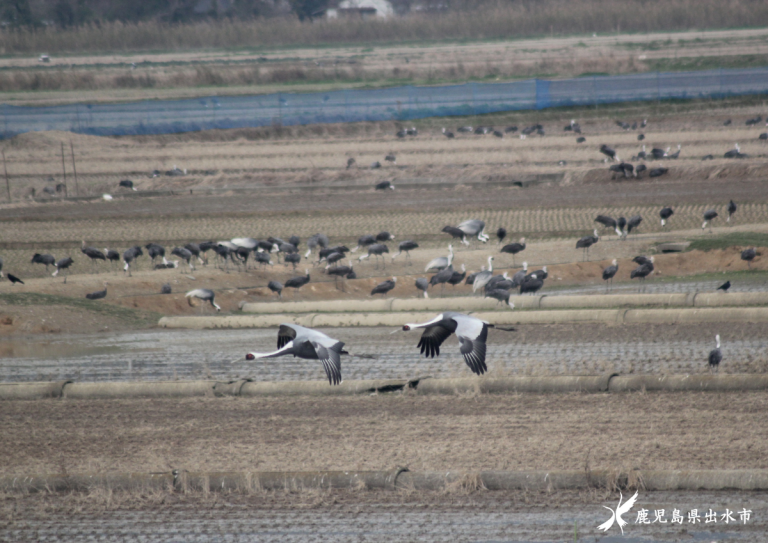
[403,314,444,330]
[487,257,493,272]
[246,342,293,359]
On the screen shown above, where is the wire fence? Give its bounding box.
[3,67,768,138]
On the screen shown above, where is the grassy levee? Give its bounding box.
[2,2,768,54]
[687,232,768,252]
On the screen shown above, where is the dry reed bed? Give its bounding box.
[2,1,768,54]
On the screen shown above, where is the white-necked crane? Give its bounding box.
[184,243,204,265]
[650,146,667,160]
[702,209,718,232]
[708,334,722,373]
[371,276,396,297]
[471,256,495,293]
[385,154,396,164]
[741,248,757,268]
[401,312,514,375]
[603,259,618,291]
[667,144,681,159]
[81,242,106,272]
[346,157,356,169]
[456,219,489,245]
[52,256,74,282]
[425,244,454,272]
[648,167,668,178]
[500,237,526,266]
[185,288,221,312]
[375,180,395,190]
[85,282,108,300]
[727,200,737,223]
[245,324,346,385]
[31,253,56,272]
[415,277,429,298]
[358,243,389,269]
[576,229,599,260]
[660,207,674,227]
[161,283,172,294]
[391,240,419,265]
[441,128,454,138]
[267,280,283,298]
[496,227,507,245]
[285,269,310,297]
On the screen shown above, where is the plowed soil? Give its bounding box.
[2,392,767,477]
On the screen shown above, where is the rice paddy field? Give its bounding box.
[2,27,768,542]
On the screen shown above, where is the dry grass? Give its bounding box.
[2,393,767,477]
[2,2,768,55]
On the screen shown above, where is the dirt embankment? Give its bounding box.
[0,245,763,335]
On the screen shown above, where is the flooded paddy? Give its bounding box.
[1,322,767,384]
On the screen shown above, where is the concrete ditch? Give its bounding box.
[3,469,768,494]
[240,292,768,315]
[3,374,768,401]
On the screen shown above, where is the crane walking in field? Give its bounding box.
[602,259,619,291]
[246,324,346,385]
[708,334,722,373]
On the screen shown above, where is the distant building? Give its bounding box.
[325,0,394,19]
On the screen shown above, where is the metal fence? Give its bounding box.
[3,67,768,138]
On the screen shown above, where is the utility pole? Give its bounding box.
[70,141,79,196]
[60,141,68,197]
[2,150,9,201]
